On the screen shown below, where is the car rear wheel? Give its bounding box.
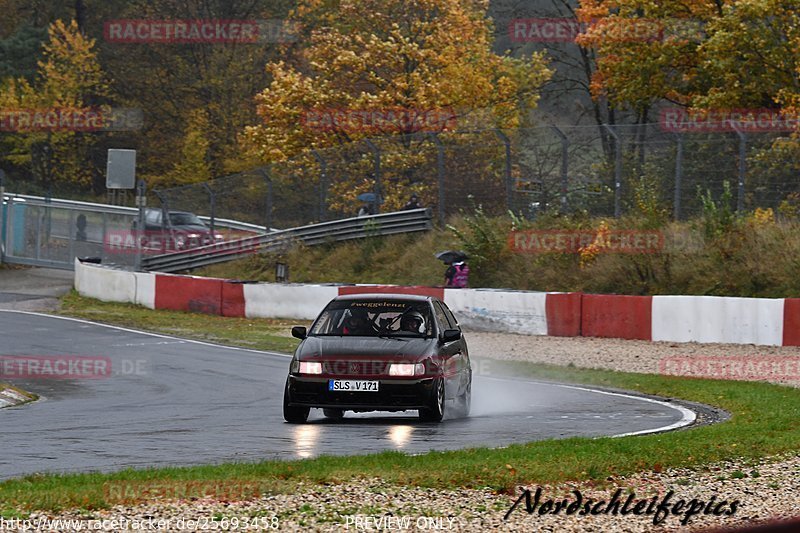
[283,380,309,423]
[419,378,445,422]
[323,408,345,420]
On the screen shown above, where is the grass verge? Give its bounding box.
[57,291,303,353]
[2,294,798,514]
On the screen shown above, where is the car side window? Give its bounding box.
[440,301,460,330]
[432,301,451,332]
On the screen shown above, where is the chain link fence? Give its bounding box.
[140,123,800,230]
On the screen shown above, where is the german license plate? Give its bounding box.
[328,380,379,392]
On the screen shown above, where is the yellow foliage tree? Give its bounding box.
[0,19,109,189]
[149,109,212,188]
[244,0,551,212]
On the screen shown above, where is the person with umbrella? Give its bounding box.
[436,250,470,288]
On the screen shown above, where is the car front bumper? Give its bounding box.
[286,375,436,411]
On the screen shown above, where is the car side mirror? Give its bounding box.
[441,329,461,343]
[291,326,307,340]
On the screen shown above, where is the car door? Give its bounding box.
[432,300,463,400]
[439,300,470,396]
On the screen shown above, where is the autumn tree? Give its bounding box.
[148,108,212,187]
[0,19,109,190]
[244,0,551,213]
[576,0,800,210]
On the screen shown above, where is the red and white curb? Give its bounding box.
[75,259,800,346]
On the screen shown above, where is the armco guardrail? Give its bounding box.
[1,193,272,271]
[4,194,270,234]
[140,208,434,273]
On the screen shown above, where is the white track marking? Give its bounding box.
[0,310,291,358]
[480,375,697,437]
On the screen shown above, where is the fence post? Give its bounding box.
[135,179,146,270]
[603,124,622,218]
[260,167,273,230]
[731,125,746,212]
[311,150,327,221]
[201,182,215,237]
[550,126,569,213]
[673,133,683,220]
[427,133,445,226]
[364,140,382,214]
[494,129,513,212]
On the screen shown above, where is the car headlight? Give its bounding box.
[299,361,323,375]
[214,234,224,241]
[388,363,425,377]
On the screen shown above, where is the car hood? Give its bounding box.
[297,336,437,362]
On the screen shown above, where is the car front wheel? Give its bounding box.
[283,379,309,423]
[455,380,471,418]
[419,378,445,422]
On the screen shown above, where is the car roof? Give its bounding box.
[145,208,193,215]
[334,293,435,302]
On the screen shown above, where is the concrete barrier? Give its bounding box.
[582,294,652,340]
[134,272,155,309]
[243,283,339,320]
[74,259,137,304]
[444,288,548,334]
[75,260,798,346]
[782,298,800,346]
[339,285,445,299]
[653,295,784,346]
[154,274,224,315]
[545,292,582,337]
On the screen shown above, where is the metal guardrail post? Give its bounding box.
[603,124,622,218]
[312,150,327,221]
[202,182,215,236]
[364,140,382,214]
[550,126,569,213]
[673,133,683,220]
[731,124,747,212]
[494,129,513,212]
[427,133,445,226]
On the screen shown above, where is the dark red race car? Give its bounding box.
[283,293,472,423]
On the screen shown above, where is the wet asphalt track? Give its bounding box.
[0,311,694,480]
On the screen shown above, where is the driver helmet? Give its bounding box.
[400,311,425,333]
[345,307,369,329]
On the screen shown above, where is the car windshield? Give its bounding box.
[310,299,434,338]
[169,213,206,226]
